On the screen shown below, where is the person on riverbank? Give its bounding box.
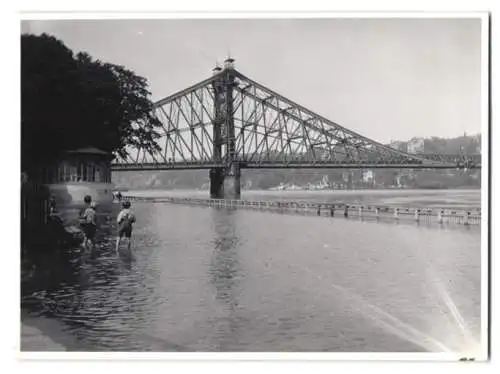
[80,196,97,251]
[48,194,61,224]
[115,201,136,253]
[49,195,57,215]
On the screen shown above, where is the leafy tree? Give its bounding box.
[21,33,161,173]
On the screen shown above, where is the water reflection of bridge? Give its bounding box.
[111,59,481,199]
[209,209,244,350]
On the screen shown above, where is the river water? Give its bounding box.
[21,189,482,353]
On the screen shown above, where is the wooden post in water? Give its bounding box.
[394,208,399,221]
[438,209,444,224]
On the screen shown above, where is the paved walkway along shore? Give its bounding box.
[21,321,66,352]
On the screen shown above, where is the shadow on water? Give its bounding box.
[22,206,133,349]
[21,204,195,351]
[208,208,244,351]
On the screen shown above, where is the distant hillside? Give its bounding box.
[112,134,481,190]
[390,133,481,154]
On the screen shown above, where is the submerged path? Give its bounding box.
[121,195,481,226]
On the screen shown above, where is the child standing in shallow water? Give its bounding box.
[115,201,136,253]
[81,196,97,251]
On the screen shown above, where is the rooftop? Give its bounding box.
[66,147,110,156]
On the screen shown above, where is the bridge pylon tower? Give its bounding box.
[210,58,241,199]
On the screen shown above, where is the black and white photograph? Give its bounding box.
[18,11,489,362]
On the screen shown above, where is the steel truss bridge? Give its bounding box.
[112,59,481,198]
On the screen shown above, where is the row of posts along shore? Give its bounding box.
[122,195,480,226]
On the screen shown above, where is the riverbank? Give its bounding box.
[21,316,67,352]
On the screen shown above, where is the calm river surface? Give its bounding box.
[21,189,482,352]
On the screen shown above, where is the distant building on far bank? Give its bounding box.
[407,138,425,154]
[362,170,374,183]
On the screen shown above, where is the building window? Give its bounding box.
[87,164,94,182]
[78,162,84,182]
[47,157,109,183]
[70,166,78,182]
[95,166,101,183]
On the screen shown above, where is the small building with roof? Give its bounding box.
[39,147,114,215]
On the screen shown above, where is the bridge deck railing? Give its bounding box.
[120,195,480,226]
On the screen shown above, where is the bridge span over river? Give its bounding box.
[111,58,481,199]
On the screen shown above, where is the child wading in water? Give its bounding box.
[80,195,97,251]
[115,201,136,253]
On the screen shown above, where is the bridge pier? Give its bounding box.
[209,168,225,199]
[223,163,241,199]
[209,164,241,200]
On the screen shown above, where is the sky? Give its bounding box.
[21,17,483,143]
